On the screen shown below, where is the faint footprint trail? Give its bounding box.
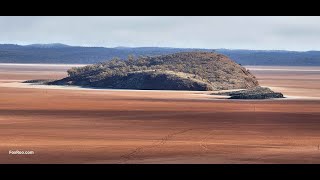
[119,128,193,164]
[199,130,216,155]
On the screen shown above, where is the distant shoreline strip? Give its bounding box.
[247,68,320,72]
[0,63,88,67]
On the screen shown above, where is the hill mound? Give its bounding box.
[49,52,259,91]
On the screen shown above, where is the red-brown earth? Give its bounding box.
[0,64,319,163]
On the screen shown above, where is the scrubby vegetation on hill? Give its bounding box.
[48,52,259,91]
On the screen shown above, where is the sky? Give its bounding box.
[0,16,319,51]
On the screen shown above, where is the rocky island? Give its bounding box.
[24,52,284,99]
[48,52,259,90]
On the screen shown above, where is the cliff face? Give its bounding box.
[49,52,259,91]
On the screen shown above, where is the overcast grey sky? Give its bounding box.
[0,16,319,51]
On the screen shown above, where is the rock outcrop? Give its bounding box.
[213,87,284,99]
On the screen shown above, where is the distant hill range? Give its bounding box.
[0,44,319,66]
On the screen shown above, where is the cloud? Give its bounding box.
[0,16,319,50]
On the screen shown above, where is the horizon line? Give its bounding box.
[0,43,318,52]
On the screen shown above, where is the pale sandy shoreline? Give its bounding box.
[0,81,318,101]
[1,63,319,100]
[0,81,229,100]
